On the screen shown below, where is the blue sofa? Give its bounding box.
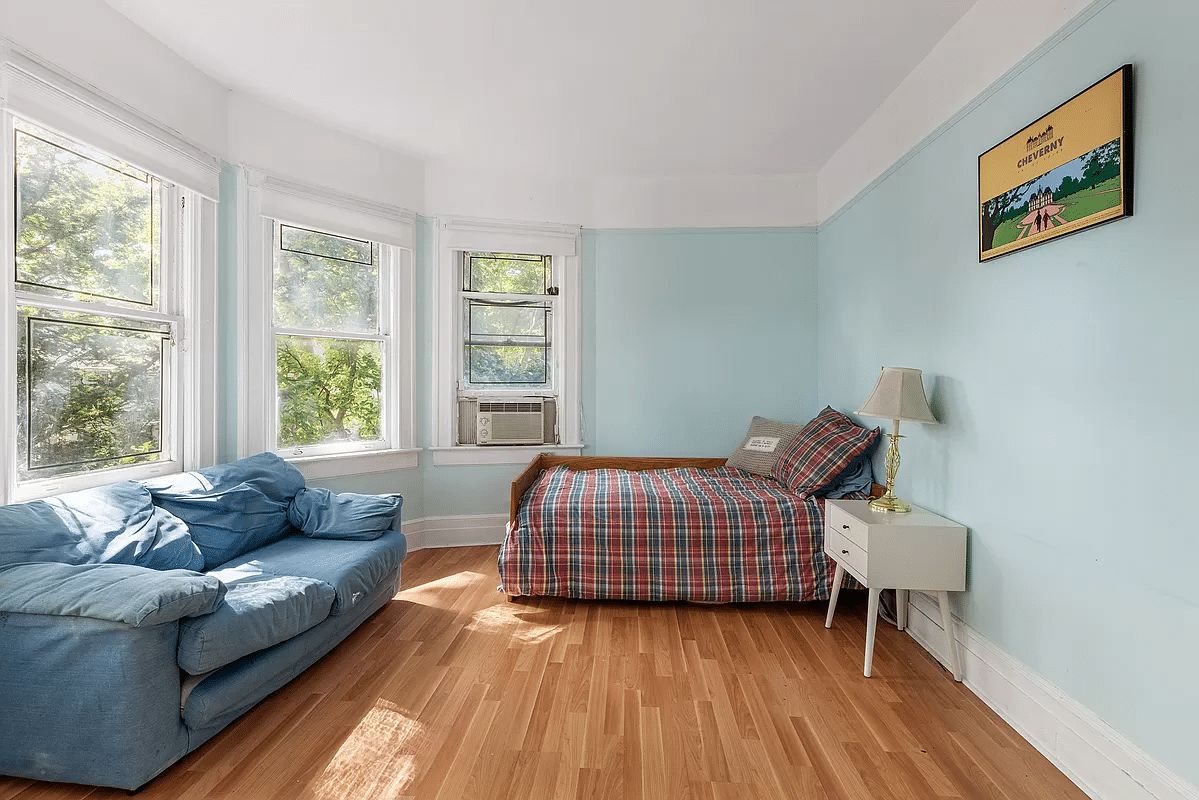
[0,453,406,790]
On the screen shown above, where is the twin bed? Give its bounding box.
[501,451,877,604]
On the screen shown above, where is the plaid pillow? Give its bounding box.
[772,406,880,498]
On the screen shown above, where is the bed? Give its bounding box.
[501,452,878,603]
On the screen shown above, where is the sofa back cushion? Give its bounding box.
[0,481,203,571]
[143,452,306,569]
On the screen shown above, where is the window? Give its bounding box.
[241,171,416,478]
[2,110,214,501]
[272,222,388,456]
[462,252,554,389]
[433,217,582,465]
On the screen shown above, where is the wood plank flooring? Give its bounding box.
[0,545,1087,799]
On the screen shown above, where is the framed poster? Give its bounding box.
[979,64,1133,262]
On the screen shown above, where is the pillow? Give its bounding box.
[143,452,306,569]
[287,488,402,541]
[772,406,880,498]
[0,481,203,571]
[725,416,805,477]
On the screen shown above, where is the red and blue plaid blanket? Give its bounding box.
[500,465,854,602]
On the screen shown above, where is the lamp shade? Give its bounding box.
[856,367,938,424]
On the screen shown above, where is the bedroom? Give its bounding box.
[0,0,1194,798]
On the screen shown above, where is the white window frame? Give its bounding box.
[0,49,219,504]
[239,170,417,480]
[432,216,583,466]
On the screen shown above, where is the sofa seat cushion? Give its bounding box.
[143,453,306,570]
[215,529,406,617]
[177,563,335,675]
[0,481,203,571]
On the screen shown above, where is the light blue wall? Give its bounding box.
[817,0,1198,784]
[215,164,241,464]
[588,228,820,456]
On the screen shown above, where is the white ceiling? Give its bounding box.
[104,0,977,180]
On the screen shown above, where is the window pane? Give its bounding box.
[280,224,373,265]
[15,121,158,307]
[276,336,383,449]
[18,311,165,479]
[465,253,548,295]
[274,223,378,333]
[465,345,548,385]
[467,301,548,344]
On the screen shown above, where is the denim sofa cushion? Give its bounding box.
[0,481,203,571]
[0,562,224,627]
[177,564,335,675]
[217,529,406,616]
[143,452,306,569]
[287,488,402,541]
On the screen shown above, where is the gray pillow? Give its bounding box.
[726,416,805,477]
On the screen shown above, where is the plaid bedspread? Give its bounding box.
[499,465,857,602]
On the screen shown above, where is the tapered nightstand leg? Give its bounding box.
[896,589,909,630]
[824,563,846,628]
[864,587,881,677]
[937,591,961,681]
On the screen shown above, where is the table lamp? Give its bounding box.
[856,367,938,512]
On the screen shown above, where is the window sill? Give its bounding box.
[430,444,584,467]
[288,449,419,480]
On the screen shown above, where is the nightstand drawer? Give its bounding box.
[826,502,868,549]
[825,527,867,581]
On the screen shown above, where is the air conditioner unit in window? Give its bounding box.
[476,400,545,445]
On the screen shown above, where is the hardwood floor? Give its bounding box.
[0,545,1087,800]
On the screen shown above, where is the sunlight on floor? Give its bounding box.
[398,570,489,607]
[311,699,424,799]
[470,602,562,645]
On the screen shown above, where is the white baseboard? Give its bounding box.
[403,514,507,552]
[904,592,1198,800]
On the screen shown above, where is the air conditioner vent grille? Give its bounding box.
[478,401,543,414]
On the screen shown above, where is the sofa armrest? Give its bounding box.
[0,562,225,627]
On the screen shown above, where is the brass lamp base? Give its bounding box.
[869,494,911,513]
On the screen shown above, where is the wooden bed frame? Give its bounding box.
[508,452,883,528]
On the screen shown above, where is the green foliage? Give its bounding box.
[13,121,166,480]
[276,337,383,448]
[465,253,548,295]
[16,127,157,306]
[18,313,163,478]
[274,225,378,333]
[466,344,547,385]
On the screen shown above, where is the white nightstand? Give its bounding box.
[822,499,967,681]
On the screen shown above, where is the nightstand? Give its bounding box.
[822,499,967,681]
